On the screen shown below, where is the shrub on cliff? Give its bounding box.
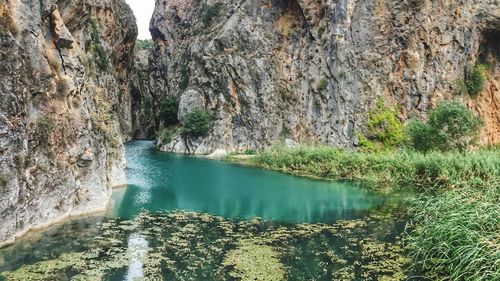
[157,128,174,144]
[201,3,222,25]
[406,101,483,152]
[182,109,214,137]
[159,98,179,126]
[317,78,328,91]
[465,64,488,96]
[33,116,54,143]
[359,98,405,152]
[89,19,109,71]
[135,39,153,50]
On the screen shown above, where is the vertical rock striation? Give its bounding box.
[0,0,137,246]
[147,0,499,154]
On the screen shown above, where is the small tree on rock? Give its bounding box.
[182,109,214,137]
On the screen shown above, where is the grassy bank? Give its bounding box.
[255,145,499,192]
[252,145,500,280]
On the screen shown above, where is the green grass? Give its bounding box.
[253,145,500,280]
[407,187,499,280]
[255,145,499,192]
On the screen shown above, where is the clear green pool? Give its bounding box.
[0,141,408,280]
[110,141,386,223]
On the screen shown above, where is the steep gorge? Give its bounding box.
[137,0,499,154]
[0,0,136,246]
[0,0,499,248]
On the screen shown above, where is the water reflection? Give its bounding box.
[124,234,149,281]
[109,141,387,224]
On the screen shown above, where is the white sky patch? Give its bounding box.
[125,0,155,40]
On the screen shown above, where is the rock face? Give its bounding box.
[147,0,499,154]
[0,0,137,246]
[130,46,162,139]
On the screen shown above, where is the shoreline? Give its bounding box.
[0,183,128,249]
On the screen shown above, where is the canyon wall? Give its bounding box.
[147,0,499,154]
[0,0,137,246]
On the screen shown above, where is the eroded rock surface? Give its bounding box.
[146,0,499,154]
[0,0,137,246]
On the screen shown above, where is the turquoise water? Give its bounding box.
[0,141,407,280]
[110,141,386,223]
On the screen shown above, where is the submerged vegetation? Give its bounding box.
[0,211,408,280]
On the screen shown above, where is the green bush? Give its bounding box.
[135,39,153,50]
[159,98,179,125]
[407,102,483,152]
[178,52,190,91]
[317,26,326,38]
[317,79,328,91]
[465,64,487,96]
[453,79,468,96]
[244,149,257,155]
[89,19,109,71]
[360,98,405,151]
[405,119,436,153]
[201,3,222,25]
[182,109,214,137]
[157,128,174,144]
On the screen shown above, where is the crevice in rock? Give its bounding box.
[56,48,67,75]
[478,29,500,64]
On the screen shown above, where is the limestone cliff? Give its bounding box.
[0,0,137,246]
[147,0,499,154]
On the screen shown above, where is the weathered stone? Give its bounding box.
[50,8,74,49]
[141,0,499,155]
[0,0,137,246]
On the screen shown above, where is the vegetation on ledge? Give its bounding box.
[247,101,499,280]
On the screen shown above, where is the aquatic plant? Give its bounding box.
[0,210,409,280]
[221,239,286,280]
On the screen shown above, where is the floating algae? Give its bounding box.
[0,211,409,280]
[221,239,286,280]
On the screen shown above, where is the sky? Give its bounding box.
[125,0,156,40]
